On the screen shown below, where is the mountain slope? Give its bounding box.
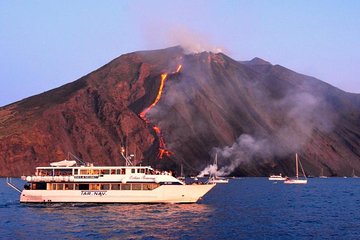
[1,47,359,177]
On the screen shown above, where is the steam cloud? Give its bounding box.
[167,27,225,54]
[201,88,337,176]
[140,19,226,55]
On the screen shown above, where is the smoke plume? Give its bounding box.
[202,86,337,176]
[167,27,225,54]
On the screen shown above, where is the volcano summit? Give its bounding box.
[1,47,359,177]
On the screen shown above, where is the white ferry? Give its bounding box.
[16,159,216,204]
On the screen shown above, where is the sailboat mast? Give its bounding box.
[296,153,299,179]
[213,153,218,178]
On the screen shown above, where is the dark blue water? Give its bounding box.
[1,178,360,239]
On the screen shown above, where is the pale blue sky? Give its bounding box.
[1,0,359,107]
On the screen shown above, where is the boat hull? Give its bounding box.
[268,177,287,181]
[208,178,229,184]
[20,184,216,204]
[284,179,308,184]
[209,179,229,184]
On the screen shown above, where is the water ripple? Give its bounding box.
[2,178,360,239]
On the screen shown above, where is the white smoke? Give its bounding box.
[167,27,225,54]
[199,87,336,176]
[136,10,227,55]
[202,134,271,176]
[197,163,219,177]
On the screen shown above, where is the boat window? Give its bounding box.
[39,182,47,190]
[100,169,110,175]
[131,169,135,174]
[36,169,53,176]
[143,183,159,190]
[160,182,182,185]
[74,169,78,175]
[101,184,110,190]
[31,182,47,190]
[65,184,74,190]
[137,169,145,174]
[80,169,89,175]
[54,169,72,176]
[56,184,64,190]
[78,184,89,190]
[90,184,100,190]
[116,169,120,175]
[132,184,142,190]
[49,183,56,190]
[92,169,99,175]
[111,169,116,175]
[111,184,120,190]
[121,184,131,190]
[121,169,125,174]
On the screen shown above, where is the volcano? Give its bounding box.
[1,47,359,177]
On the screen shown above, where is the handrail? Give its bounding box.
[6,177,22,193]
[68,152,86,165]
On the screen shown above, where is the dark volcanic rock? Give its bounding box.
[1,47,359,177]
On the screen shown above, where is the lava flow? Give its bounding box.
[139,73,168,120]
[139,65,182,159]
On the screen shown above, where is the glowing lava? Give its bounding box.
[139,73,167,120]
[139,65,182,159]
[175,65,182,73]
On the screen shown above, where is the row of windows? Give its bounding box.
[77,169,127,175]
[76,168,150,175]
[36,168,151,176]
[29,182,159,191]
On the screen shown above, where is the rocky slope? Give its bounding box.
[1,46,359,177]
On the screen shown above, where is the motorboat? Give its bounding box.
[268,174,287,181]
[208,176,229,184]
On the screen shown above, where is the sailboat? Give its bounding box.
[319,168,328,178]
[208,154,229,184]
[284,153,308,184]
[178,164,185,181]
[352,169,359,178]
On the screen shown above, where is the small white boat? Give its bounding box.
[268,174,287,181]
[284,153,308,184]
[207,154,229,184]
[352,169,359,178]
[284,178,308,184]
[50,159,77,167]
[208,176,229,184]
[319,168,328,178]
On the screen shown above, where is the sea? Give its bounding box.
[1,177,360,240]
